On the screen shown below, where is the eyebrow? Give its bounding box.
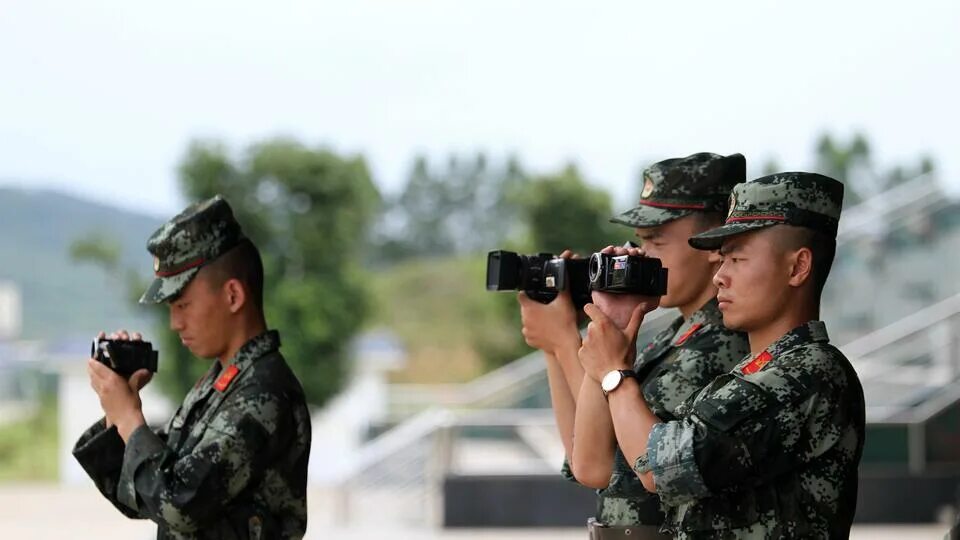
[636,231,662,240]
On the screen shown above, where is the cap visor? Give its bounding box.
[688,221,778,250]
[138,267,200,304]
[610,205,692,228]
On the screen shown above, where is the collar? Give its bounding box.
[738,321,829,375]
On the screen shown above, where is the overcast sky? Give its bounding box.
[1,0,958,217]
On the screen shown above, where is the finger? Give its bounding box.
[613,247,629,256]
[131,332,143,341]
[96,331,106,339]
[582,303,609,323]
[624,304,646,338]
[117,329,130,340]
[517,292,531,306]
[88,359,115,381]
[600,246,616,254]
[559,249,573,259]
[129,369,152,391]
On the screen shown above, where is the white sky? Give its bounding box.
[1,0,958,216]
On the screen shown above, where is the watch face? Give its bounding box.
[601,370,623,393]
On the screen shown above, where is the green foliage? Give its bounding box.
[0,397,59,481]
[369,254,529,377]
[814,132,936,208]
[148,138,382,407]
[374,153,527,263]
[519,164,628,255]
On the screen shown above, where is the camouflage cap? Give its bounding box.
[688,172,844,250]
[138,195,247,304]
[610,152,746,228]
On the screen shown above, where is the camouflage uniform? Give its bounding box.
[643,173,866,538]
[596,298,749,527]
[567,153,751,538]
[73,195,312,540]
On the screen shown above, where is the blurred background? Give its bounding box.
[1,1,957,538]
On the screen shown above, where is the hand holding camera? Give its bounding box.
[88,330,156,436]
[590,245,662,330]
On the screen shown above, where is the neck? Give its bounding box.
[218,311,268,366]
[678,284,718,320]
[747,295,819,356]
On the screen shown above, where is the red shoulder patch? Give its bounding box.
[674,323,704,346]
[741,351,773,375]
[214,365,240,392]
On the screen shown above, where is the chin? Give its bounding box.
[721,312,746,331]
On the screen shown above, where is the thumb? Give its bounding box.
[129,369,153,391]
[624,304,646,339]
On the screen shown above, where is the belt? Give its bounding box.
[587,517,672,540]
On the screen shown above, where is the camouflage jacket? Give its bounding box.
[74,330,312,540]
[566,299,749,526]
[647,321,865,539]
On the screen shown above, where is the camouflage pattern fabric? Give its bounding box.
[597,298,749,527]
[564,299,749,528]
[688,172,844,250]
[74,330,312,539]
[610,153,746,228]
[139,194,247,304]
[647,321,865,538]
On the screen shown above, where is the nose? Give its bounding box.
[713,261,729,290]
[169,308,185,332]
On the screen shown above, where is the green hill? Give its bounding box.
[0,187,162,341]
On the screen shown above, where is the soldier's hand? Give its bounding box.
[518,290,580,355]
[578,303,645,382]
[517,250,582,355]
[591,246,660,329]
[88,358,146,442]
[92,329,151,430]
[108,328,143,342]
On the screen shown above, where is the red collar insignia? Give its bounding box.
[674,323,703,346]
[741,351,773,375]
[214,365,241,392]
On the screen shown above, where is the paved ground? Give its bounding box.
[0,484,949,539]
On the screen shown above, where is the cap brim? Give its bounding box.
[138,267,201,304]
[688,221,779,250]
[610,205,693,228]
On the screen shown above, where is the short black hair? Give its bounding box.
[692,211,726,233]
[203,239,265,311]
[780,227,836,298]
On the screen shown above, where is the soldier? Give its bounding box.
[518,153,750,539]
[73,195,312,539]
[578,172,866,538]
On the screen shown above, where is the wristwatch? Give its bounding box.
[633,453,651,474]
[600,369,639,397]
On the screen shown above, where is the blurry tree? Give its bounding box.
[373,153,527,263]
[814,132,936,208]
[519,164,627,255]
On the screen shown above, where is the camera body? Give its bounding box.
[91,338,159,379]
[486,250,592,307]
[588,253,668,296]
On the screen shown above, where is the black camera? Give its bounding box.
[486,250,592,307]
[91,338,159,379]
[588,253,668,296]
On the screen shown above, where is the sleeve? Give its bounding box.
[72,418,155,519]
[560,458,580,483]
[115,385,289,533]
[648,367,844,506]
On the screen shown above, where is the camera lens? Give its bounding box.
[589,253,603,283]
